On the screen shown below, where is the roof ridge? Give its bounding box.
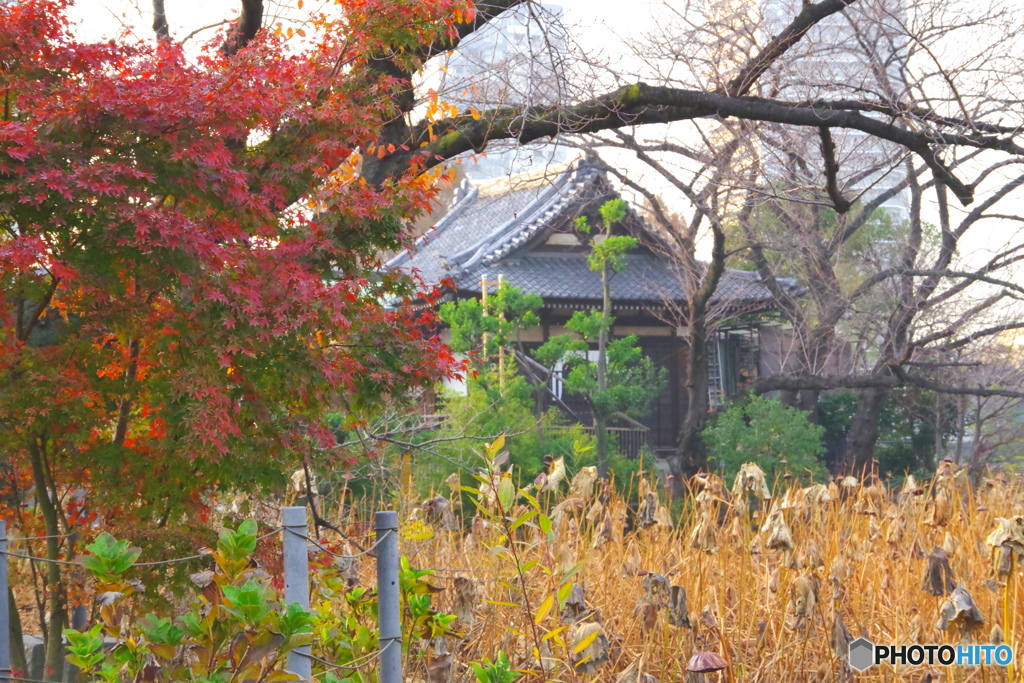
[477,166,602,266]
[472,157,583,197]
[449,165,595,273]
[385,187,480,269]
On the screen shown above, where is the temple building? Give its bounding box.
[388,161,802,457]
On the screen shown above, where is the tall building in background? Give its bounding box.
[758,0,910,221]
[427,2,570,181]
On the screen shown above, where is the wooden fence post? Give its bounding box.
[282,507,311,680]
[375,511,401,683]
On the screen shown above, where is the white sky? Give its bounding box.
[66,0,656,45]
[65,0,1024,295]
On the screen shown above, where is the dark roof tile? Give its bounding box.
[388,163,798,308]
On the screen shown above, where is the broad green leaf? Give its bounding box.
[496,473,515,509]
[510,510,538,531]
[279,601,313,639]
[221,580,272,623]
[80,533,141,581]
[560,562,584,585]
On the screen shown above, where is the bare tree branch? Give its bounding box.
[400,86,1019,202]
[818,126,853,213]
[726,0,859,96]
[753,371,1024,400]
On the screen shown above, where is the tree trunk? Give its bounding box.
[967,397,985,483]
[778,389,798,407]
[847,388,886,476]
[9,587,28,677]
[595,246,612,479]
[595,414,609,479]
[933,400,944,467]
[28,441,65,682]
[675,318,710,491]
[798,390,820,424]
[954,396,966,464]
[673,215,727,491]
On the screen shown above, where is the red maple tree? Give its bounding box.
[1,1,468,658]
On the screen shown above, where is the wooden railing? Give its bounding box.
[414,412,650,459]
[546,425,650,459]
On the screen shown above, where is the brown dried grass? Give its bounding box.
[339,466,1024,683]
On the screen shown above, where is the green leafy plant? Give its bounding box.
[66,520,311,682]
[64,624,106,672]
[534,312,664,477]
[449,434,583,680]
[470,651,519,683]
[78,533,142,584]
[310,579,378,683]
[702,392,826,484]
[428,285,588,484]
[439,282,542,371]
[213,518,260,578]
[306,544,460,683]
[549,198,662,476]
[221,581,275,624]
[135,614,185,663]
[583,199,636,274]
[399,556,461,643]
[536,316,663,422]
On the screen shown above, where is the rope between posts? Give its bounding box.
[2,517,403,679]
[429,572,499,583]
[5,674,59,683]
[0,551,80,567]
[132,528,281,566]
[299,646,385,673]
[0,534,70,542]
[283,526,393,559]
[131,553,209,567]
[0,529,282,567]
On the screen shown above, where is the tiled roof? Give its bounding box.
[387,164,588,283]
[459,254,789,308]
[387,162,798,309]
